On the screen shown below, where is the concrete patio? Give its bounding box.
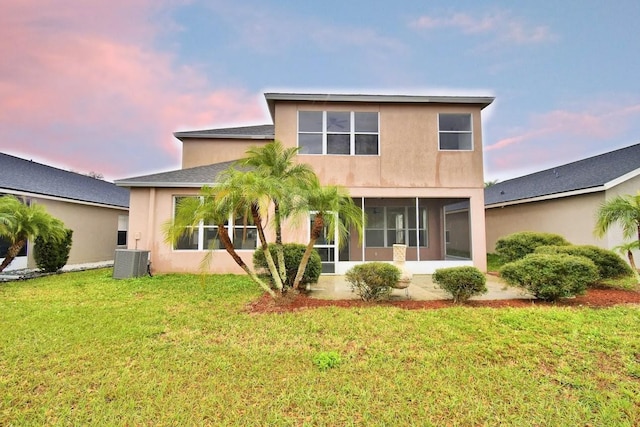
[307,274,534,301]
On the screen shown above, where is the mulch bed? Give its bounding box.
[245,287,640,314]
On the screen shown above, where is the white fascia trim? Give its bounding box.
[0,188,128,211]
[603,168,640,190]
[115,182,212,188]
[485,186,605,209]
[174,133,274,140]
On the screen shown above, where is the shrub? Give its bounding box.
[432,266,487,303]
[34,229,73,273]
[535,245,633,280]
[495,231,571,262]
[500,253,599,301]
[345,262,401,301]
[253,243,321,288]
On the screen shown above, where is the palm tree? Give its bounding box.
[237,141,316,283]
[613,240,640,275]
[292,178,364,290]
[595,192,640,273]
[595,192,640,243]
[0,195,67,272]
[163,185,277,297]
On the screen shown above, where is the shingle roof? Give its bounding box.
[174,124,274,139]
[485,143,640,206]
[115,161,246,188]
[0,153,129,208]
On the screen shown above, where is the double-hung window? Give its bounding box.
[438,113,473,150]
[172,196,257,251]
[298,111,379,155]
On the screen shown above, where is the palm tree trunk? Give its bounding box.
[251,204,284,292]
[217,223,276,298]
[0,240,25,272]
[273,202,287,284]
[627,249,639,275]
[293,214,325,290]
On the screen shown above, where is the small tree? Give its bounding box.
[0,195,67,272]
[595,192,640,273]
[292,178,364,290]
[34,229,73,272]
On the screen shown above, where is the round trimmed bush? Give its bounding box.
[495,231,571,262]
[535,245,633,280]
[433,266,487,303]
[345,262,401,302]
[34,229,73,273]
[499,253,599,301]
[253,243,321,288]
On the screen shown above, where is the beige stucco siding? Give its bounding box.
[485,192,606,252]
[27,198,127,268]
[273,101,484,189]
[182,139,272,168]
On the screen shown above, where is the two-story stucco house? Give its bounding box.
[116,93,494,274]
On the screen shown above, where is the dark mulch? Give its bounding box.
[246,287,640,314]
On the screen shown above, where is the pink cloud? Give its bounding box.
[0,1,268,180]
[486,103,640,152]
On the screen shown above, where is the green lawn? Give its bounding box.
[1,269,639,426]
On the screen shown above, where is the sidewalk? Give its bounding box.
[308,274,533,301]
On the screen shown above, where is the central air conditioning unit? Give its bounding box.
[113,249,150,279]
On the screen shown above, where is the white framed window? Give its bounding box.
[172,196,257,251]
[298,111,379,155]
[438,113,473,150]
[364,206,428,248]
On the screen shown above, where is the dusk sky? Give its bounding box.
[2,1,639,182]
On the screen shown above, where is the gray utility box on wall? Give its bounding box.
[113,249,150,279]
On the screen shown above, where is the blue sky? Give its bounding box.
[2,0,639,182]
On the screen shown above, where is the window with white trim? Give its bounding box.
[172,196,257,251]
[298,111,379,155]
[117,215,128,246]
[364,206,428,248]
[439,113,473,150]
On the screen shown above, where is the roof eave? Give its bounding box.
[265,93,495,119]
[173,132,274,140]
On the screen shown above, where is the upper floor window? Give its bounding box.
[298,111,379,155]
[439,113,473,150]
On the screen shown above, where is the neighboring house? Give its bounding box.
[116,93,494,274]
[485,143,640,254]
[0,153,130,271]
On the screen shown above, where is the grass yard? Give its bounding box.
[1,269,639,426]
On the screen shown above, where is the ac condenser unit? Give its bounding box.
[113,249,150,279]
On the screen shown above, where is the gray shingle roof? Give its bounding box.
[115,161,247,188]
[485,143,640,206]
[0,153,129,208]
[174,124,274,139]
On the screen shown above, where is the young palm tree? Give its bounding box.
[237,141,316,283]
[292,178,364,290]
[613,240,640,274]
[595,192,640,273]
[0,195,67,272]
[216,168,286,292]
[163,186,277,297]
[595,192,640,242]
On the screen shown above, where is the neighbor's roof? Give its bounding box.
[0,153,129,208]
[115,161,244,188]
[485,143,640,207]
[264,92,495,120]
[174,124,274,140]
